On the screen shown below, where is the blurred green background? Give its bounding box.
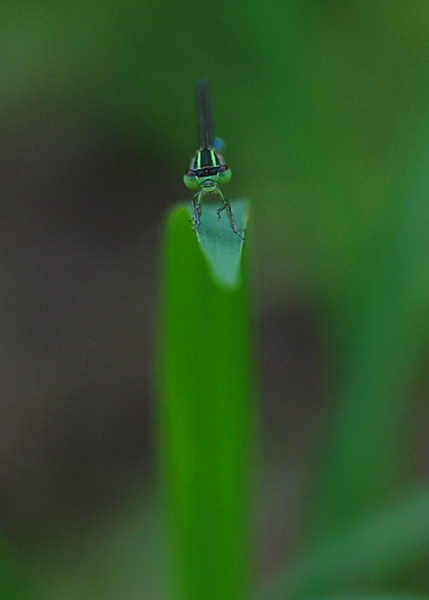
[2,1,429,598]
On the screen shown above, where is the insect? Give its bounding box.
[184,79,244,240]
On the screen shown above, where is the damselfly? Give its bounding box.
[184,79,244,240]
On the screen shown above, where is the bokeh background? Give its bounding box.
[2,1,429,598]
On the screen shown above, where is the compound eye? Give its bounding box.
[217,164,232,185]
[183,170,200,190]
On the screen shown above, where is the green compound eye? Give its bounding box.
[217,164,232,185]
[184,170,200,190]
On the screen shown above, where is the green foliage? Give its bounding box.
[188,199,249,288]
[261,484,429,599]
[0,2,429,599]
[156,203,255,600]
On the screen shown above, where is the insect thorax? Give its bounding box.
[193,148,222,170]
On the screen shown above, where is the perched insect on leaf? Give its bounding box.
[184,79,245,240]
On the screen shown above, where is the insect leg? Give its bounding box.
[218,190,245,240]
[216,204,226,221]
[191,192,202,232]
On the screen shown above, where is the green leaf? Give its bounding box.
[260,484,429,600]
[309,93,429,535]
[189,199,249,289]
[156,202,256,600]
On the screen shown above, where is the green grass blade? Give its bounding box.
[310,124,429,534]
[190,199,248,289]
[156,202,256,600]
[260,484,429,600]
